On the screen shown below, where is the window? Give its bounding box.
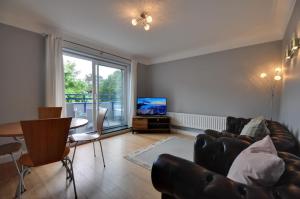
[63,51,128,134]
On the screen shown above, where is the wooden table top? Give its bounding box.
[0,118,88,137]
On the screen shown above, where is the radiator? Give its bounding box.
[167,112,226,131]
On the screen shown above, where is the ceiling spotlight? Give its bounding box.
[146,15,153,23]
[144,24,150,31]
[131,12,153,31]
[131,18,138,26]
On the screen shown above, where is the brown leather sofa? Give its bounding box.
[203,116,299,156]
[152,137,300,199]
[151,117,300,199]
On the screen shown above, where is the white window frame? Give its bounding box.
[63,49,129,131]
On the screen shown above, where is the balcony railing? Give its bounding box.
[65,93,124,130]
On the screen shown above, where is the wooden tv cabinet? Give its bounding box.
[132,116,170,133]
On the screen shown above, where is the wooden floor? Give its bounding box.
[0,132,190,199]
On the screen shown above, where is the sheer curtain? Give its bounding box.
[128,60,138,127]
[45,34,66,115]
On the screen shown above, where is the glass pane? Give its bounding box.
[63,54,94,133]
[97,65,125,130]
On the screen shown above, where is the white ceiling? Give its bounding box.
[0,0,296,64]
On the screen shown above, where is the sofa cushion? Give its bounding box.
[227,135,285,186]
[240,116,270,138]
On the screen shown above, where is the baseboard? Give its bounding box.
[101,128,131,139]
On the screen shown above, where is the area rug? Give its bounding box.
[124,137,194,170]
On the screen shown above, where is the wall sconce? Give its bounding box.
[291,36,299,52]
[285,48,292,60]
[285,35,299,60]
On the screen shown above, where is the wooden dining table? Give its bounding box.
[0,118,88,137]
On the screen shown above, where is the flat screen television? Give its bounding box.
[137,97,167,116]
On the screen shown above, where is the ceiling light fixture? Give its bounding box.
[131,12,153,31]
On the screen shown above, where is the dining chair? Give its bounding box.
[18,117,77,198]
[69,107,107,167]
[0,142,23,193]
[38,107,62,119]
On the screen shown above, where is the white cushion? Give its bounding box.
[227,135,285,186]
[240,116,270,138]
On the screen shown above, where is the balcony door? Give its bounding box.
[63,52,127,133]
[95,63,127,130]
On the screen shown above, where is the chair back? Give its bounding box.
[20,118,72,166]
[38,107,62,119]
[96,107,108,135]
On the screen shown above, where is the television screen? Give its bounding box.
[137,98,167,115]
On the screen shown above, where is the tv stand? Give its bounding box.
[132,116,170,133]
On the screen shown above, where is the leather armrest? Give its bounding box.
[205,129,255,143]
[205,129,239,138]
[194,134,250,175]
[205,129,221,137]
[152,154,274,199]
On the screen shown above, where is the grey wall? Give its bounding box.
[0,23,45,123]
[279,1,300,140]
[138,41,282,119]
[137,63,148,97]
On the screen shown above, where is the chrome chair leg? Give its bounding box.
[11,153,22,179]
[105,116,110,127]
[65,157,77,199]
[92,141,96,157]
[15,174,22,198]
[62,159,71,180]
[15,165,28,198]
[11,153,26,198]
[13,156,25,188]
[99,140,105,167]
[72,142,78,163]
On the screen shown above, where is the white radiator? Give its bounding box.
[167,112,226,131]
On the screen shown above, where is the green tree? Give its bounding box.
[64,61,122,103]
[84,73,93,94]
[64,61,90,102]
[98,71,122,102]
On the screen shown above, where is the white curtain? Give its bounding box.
[45,34,66,115]
[128,60,138,127]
